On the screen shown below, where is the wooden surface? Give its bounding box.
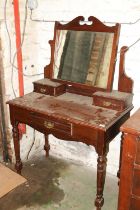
[8,92,125,130]
[33,78,62,87]
[118,109,140,210]
[0,163,26,198]
[7,91,133,210]
[120,108,140,135]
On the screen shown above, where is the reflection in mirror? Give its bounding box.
[53,30,114,88]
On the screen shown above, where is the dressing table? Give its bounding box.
[7,16,134,210]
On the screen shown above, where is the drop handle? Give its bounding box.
[44,121,54,129]
[40,88,46,93]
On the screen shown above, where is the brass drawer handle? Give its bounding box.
[40,88,46,93]
[44,121,54,129]
[103,101,111,107]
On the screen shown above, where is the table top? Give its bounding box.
[8,92,132,131]
[121,108,140,135]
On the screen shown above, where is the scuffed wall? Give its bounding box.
[0,0,140,175]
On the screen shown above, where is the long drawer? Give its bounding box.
[29,111,71,134]
[12,106,99,146]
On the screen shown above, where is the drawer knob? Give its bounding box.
[44,121,54,129]
[40,88,46,93]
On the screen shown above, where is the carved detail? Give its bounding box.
[95,154,108,209]
[12,122,22,174]
[118,46,134,93]
[56,16,119,33]
[56,16,85,28]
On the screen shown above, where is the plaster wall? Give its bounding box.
[0,0,140,175]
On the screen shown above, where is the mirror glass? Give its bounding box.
[53,30,114,88]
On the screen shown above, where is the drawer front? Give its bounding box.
[34,83,66,96]
[29,114,99,145]
[13,107,71,135]
[29,111,71,135]
[93,96,124,111]
[34,84,54,95]
[13,107,98,144]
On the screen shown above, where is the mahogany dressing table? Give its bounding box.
[7,17,134,210]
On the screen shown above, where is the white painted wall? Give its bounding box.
[0,0,140,175]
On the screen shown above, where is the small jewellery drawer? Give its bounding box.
[29,112,71,135]
[33,80,66,96]
[34,84,53,95]
[93,90,133,111]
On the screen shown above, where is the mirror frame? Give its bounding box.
[44,16,121,96]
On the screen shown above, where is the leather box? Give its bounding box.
[93,90,133,111]
[33,78,66,96]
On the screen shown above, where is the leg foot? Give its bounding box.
[15,160,23,175]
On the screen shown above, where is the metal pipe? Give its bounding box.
[13,0,26,134]
[13,0,24,96]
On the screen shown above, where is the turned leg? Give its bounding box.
[12,122,22,174]
[44,134,50,157]
[117,133,124,181]
[95,154,108,210]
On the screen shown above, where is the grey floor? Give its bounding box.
[0,155,118,210]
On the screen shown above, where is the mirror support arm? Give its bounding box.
[44,40,54,78]
[118,46,133,93]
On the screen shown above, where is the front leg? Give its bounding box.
[12,122,22,174]
[95,153,108,210]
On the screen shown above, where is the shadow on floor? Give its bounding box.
[0,155,118,210]
[0,156,69,210]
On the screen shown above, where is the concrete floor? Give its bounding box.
[0,155,118,210]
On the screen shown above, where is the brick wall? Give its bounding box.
[0,0,140,175]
